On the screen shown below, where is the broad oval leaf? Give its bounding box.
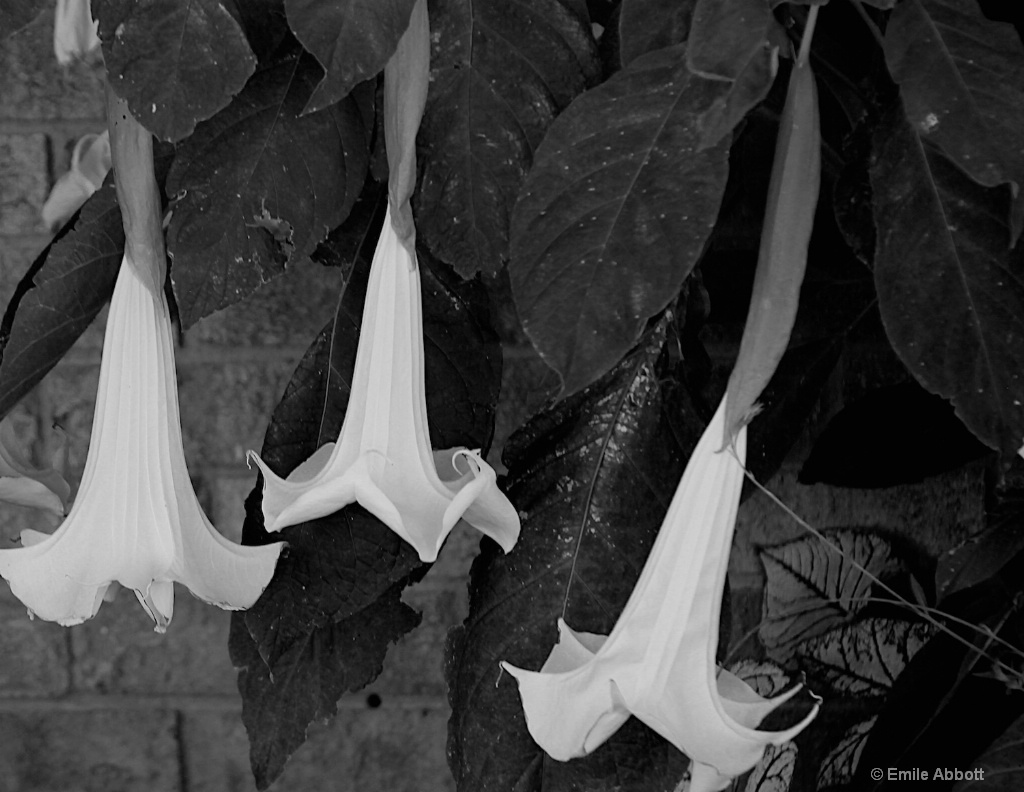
[166,50,368,327]
[801,618,933,697]
[232,217,502,789]
[759,530,904,662]
[870,99,1024,456]
[416,0,600,278]
[884,0,1024,243]
[509,45,734,399]
[284,0,416,114]
[95,0,255,141]
[0,183,122,420]
[230,530,421,791]
[446,317,705,791]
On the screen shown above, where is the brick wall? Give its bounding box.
[0,9,990,792]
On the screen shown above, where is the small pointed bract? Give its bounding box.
[0,417,70,518]
[0,92,282,630]
[248,0,519,563]
[41,130,111,232]
[502,398,819,791]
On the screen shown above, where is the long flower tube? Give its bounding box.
[501,398,819,791]
[248,0,520,563]
[0,92,283,630]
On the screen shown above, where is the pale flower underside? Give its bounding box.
[250,208,520,562]
[502,398,818,792]
[0,257,282,630]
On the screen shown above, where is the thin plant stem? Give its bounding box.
[798,5,820,67]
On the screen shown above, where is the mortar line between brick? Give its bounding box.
[0,693,448,712]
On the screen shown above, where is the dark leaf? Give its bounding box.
[416,0,600,278]
[953,712,1024,791]
[799,383,992,488]
[284,0,416,114]
[870,99,1024,456]
[617,0,694,67]
[509,45,734,399]
[446,317,706,791]
[309,180,386,273]
[226,0,289,61]
[801,617,933,697]
[166,50,368,328]
[759,530,903,663]
[229,544,421,790]
[833,120,876,268]
[694,36,778,153]
[0,183,122,420]
[0,0,46,38]
[233,225,502,787]
[95,0,255,141]
[686,0,773,81]
[884,0,1024,242]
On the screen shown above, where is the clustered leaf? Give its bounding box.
[165,49,369,327]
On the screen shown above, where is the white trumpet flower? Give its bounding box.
[41,130,111,232]
[501,398,819,791]
[249,206,520,562]
[0,255,283,630]
[53,0,100,66]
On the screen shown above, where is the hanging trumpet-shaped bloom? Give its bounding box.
[0,90,282,631]
[41,130,111,232]
[0,255,284,630]
[0,417,70,519]
[249,206,520,562]
[501,398,819,792]
[248,0,519,563]
[53,0,101,66]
